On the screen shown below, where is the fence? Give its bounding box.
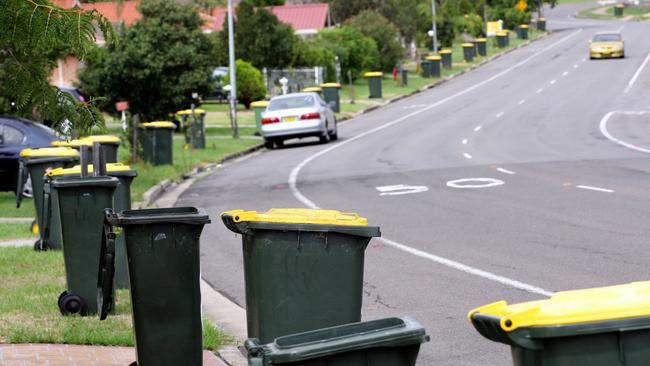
[263,67,326,96]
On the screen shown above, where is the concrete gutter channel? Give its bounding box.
[0,33,551,365]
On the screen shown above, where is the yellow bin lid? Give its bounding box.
[302,87,322,92]
[462,43,474,47]
[176,109,206,115]
[519,24,529,28]
[140,121,177,129]
[51,139,92,147]
[439,49,452,54]
[20,147,79,157]
[223,208,370,226]
[475,38,487,42]
[47,163,134,177]
[320,83,341,88]
[539,17,546,21]
[615,3,624,7]
[81,134,120,143]
[363,72,383,78]
[468,281,650,332]
[496,31,508,36]
[425,55,441,61]
[250,101,270,107]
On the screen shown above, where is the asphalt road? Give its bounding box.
[178,4,650,365]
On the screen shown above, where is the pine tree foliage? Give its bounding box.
[0,0,115,136]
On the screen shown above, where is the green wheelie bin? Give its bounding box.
[462,43,475,63]
[98,207,211,366]
[320,83,341,113]
[439,49,452,68]
[518,25,529,40]
[251,101,270,135]
[81,135,122,163]
[476,38,488,56]
[176,109,206,149]
[425,55,441,77]
[420,60,432,78]
[363,72,383,99]
[138,121,176,165]
[246,317,430,366]
[16,147,79,251]
[537,18,546,31]
[222,208,381,344]
[614,3,624,17]
[496,31,508,48]
[52,175,118,315]
[45,163,137,289]
[469,281,650,366]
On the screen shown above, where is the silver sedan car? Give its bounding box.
[260,92,338,149]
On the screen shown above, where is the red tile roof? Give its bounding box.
[80,0,142,25]
[211,3,329,33]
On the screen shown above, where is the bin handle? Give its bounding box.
[39,182,52,250]
[15,159,25,208]
[97,209,117,320]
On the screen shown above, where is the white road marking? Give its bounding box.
[376,185,429,196]
[562,71,569,76]
[518,99,525,105]
[288,29,582,293]
[381,238,553,296]
[403,104,430,109]
[623,52,650,94]
[576,185,614,193]
[582,57,587,62]
[497,168,516,175]
[474,126,482,132]
[536,88,543,93]
[550,79,557,85]
[462,139,468,145]
[599,110,650,154]
[496,111,505,118]
[573,64,578,69]
[463,153,473,159]
[616,25,625,33]
[446,178,505,189]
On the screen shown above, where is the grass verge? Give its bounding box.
[0,246,230,349]
[0,223,37,241]
[1,192,35,218]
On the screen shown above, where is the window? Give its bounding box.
[268,96,315,111]
[0,124,25,146]
[593,34,621,42]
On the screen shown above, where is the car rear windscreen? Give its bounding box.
[268,96,314,111]
[593,34,621,42]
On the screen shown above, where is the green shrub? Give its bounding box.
[345,10,404,72]
[314,27,380,80]
[225,60,266,109]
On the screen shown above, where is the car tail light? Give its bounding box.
[300,112,320,120]
[261,117,280,124]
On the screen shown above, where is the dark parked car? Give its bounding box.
[0,116,59,193]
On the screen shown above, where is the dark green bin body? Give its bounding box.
[367,76,383,99]
[99,142,120,163]
[100,207,210,366]
[400,69,408,86]
[537,19,546,31]
[471,313,650,366]
[52,176,118,315]
[222,215,381,344]
[440,52,452,68]
[180,113,206,149]
[138,125,174,165]
[614,5,624,16]
[246,317,430,366]
[497,34,508,48]
[477,40,488,56]
[420,61,432,78]
[18,155,78,249]
[430,58,441,77]
[321,86,341,113]
[463,45,475,62]
[47,169,136,288]
[518,26,529,40]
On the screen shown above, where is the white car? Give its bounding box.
[260,92,338,149]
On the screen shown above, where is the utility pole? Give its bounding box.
[227,0,239,139]
[431,0,438,52]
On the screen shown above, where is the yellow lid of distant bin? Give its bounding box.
[51,139,92,147]
[250,101,270,107]
[519,24,529,28]
[425,55,441,61]
[176,109,206,115]
[475,38,487,42]
[47,163,133,177]
[496,31,508,36]
[20,147,79,158]
[302,87,322,92]
[81,134,120,143]
[320,83,341,88]
[539,17,546,21]
[363,72,383,77]
[223,208,370,226]
[615,3,624,7]
[468,281,650,332]
[439,49,452,54]
[462,43,474,47]
[140,121,176,129]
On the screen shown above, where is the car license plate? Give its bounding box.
[284,116,298,122]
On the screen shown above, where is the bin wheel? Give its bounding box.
[57,291,68,309]
[33,240,50,251]
[59,293,87,316]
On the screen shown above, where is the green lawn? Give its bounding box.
[1,192,35,218]
[0,246,229,349]
[0,223,37,241]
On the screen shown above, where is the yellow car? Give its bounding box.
[589,32,625,59]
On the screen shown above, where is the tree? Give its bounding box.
[346,11,404,72]
[315,27,380,80]
[78,0,216,121]
[0,0,114,136]
[225,60,266,108]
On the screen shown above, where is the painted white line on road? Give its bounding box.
[288,29,582,293]
[536,88,543,94]
[462,139,468,145]
[550,79,557,85]
[518,99,525,105]
[599,110,650,154]
[573,64,578,69]
[616,25,625,33]
[562,71,569,76]
[623,52,650,94]
[497,168,516,175]
[376,184,429,196]
[474,125,482,132]
[496,111,505,118]
[381,238,553,296]
[576,185,614,193]
[463,153,473,159]
[446,178,505,189]
[582,57,587,62]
